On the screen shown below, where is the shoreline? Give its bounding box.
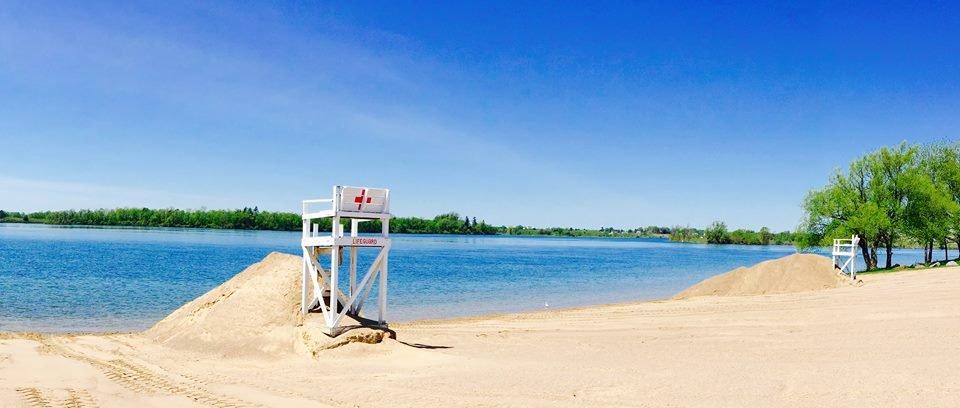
[1,266,958,406]
[0,295,680,337]
[5,265,949,337]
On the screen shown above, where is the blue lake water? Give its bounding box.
[0,224,934,332]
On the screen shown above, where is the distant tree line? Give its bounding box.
[668,222,795,245]
[0,208,503,235]
[1,207,302,230]
[0,207,795,244]
[390,213,499,235]
[497,225,670,238]
[800,141,960,270]
[0,207,672,238]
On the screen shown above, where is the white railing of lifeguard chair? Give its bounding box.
[302,198,334,241]
[832,235,859,280]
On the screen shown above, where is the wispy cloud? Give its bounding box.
[0,3,651,227]
[0,176,233,211]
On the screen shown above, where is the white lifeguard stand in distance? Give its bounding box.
[301,186,391,336]
[832,235,859,280]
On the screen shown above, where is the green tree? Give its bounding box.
[758,227,772,246]
[927,143,960,255]
[792,226,820,252]
[803,151,891,270]
[669,225,696,242]
[869,143,919,268]
[906,144,960,262]
[802,142,946,270]
[728,229,759,245]
[704,221,730,244]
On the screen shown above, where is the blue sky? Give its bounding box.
[1,1,958,230]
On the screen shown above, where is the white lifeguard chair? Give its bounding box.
[832,235,859,280]
[301,186,391,335]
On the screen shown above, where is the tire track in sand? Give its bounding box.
[16,387,51,408]
[36,338,256,408]
[101,337,334,406]
[15,387,99,408]
[63,389,98,408]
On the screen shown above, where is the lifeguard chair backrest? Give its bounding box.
[338,186,389,214]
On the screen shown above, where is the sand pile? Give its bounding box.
[144,252,390,358]
[673,253,847,300]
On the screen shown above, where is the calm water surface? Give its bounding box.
[0,224,931,332]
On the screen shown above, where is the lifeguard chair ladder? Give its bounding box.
[301,185,391,335]
[832,235,859,280]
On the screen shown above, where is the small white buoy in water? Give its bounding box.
[544,302,549,308]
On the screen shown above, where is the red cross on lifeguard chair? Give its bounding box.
[301,185,391,335]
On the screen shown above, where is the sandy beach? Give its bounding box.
[5,2,958,405]
[1,255,958,407]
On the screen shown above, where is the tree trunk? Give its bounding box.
[869,243,878,270]
[945,242,949,262]
[885,236,893,269]
[859,238,873,270]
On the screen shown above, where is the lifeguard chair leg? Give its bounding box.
[301,254,309,314]
[379,254,388,325]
